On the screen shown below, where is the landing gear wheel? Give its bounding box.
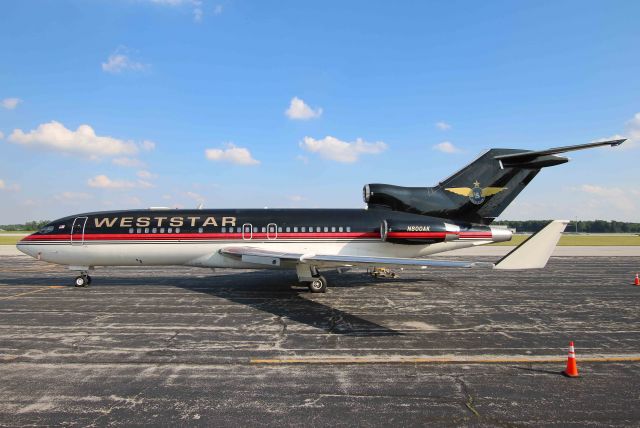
[308,276,327,293]
[74,275,88,288]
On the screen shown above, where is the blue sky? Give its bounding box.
[1,0,639,223]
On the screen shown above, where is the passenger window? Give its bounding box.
[299,227,304,232]
[316,227,321,232]
[129,228,134,234]
[175,227,180,233]
[323,227,328,232]
[144,228,149,234]
[331,227,336,232]
[278,227,282,233]
[286,227,291,232]
[261,227,266,233]
[137,228,142,234]
[269,226,275,233]
[294,227,299,232]
[198,227,203,233]
[339,227,343,232]
[237,227,242,233]
[152,228,157,233]
[168,227,173,233]
[221,227,226,233]
[160,228,165,233]
[346,227,351,232]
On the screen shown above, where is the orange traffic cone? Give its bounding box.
[563,341,579,377]
[634,273,639,286]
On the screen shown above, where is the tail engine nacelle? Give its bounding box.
[381,220,461,245]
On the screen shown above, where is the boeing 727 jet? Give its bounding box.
[17,139,624,292]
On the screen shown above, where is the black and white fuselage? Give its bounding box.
[17,208,510,270]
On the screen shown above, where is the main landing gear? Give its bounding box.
[74,272,92,288]
[297,264,328,293]
[307,275,327,293]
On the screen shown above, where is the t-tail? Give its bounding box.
[363,139,625,225]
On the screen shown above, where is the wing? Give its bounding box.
[445,187,473,197]
[219,219,569,271]
[481,187,507,197]
[219,246,487,269]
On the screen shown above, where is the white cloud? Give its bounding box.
[433,141,462,153]
[55,191,92,201]
[88,175,136,189]
[288,195,304,202]
[578,184,640,213]
[2,98,21,110]
[205,143,260,165]
[113,157,145,168]
[148,0,207,22]
[193,0,203,21]
[296,154,309,164]
[300,136,387,163]
[102,47,148,74]
[0,179,20,192]
[435,121,451,131]
[213,4,223,14]
[185,191,205,204]
[8,121,154,159]
[285,97,323,120]
[624,113,640,149]
[141,140,156,151]
[0,131,4,140]
[137,170,157,179]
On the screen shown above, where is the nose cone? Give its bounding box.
[16,234,37,257]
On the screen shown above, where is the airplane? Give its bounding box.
[17,139,625,292]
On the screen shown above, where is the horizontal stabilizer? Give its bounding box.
[494,220,569,270]
[494,139,625,164]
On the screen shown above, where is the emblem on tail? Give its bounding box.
[445,180,507,205]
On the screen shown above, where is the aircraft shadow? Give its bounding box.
[1,270,402,337]
[172,270,402,337]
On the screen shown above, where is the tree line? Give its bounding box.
[0,221,51,231]
[493,220,640,233]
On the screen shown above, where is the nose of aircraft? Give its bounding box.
[16,233,37,257]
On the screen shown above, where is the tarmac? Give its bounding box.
[1,250,639,426]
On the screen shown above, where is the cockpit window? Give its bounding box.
[39,225,55,234]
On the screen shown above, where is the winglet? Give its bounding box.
[494,220,569,270]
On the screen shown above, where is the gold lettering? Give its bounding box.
[202,216,218,227]
[170,217,184,227]
[155,217,167,227]
[95,217,117,228]
[187,216,200,227]
[120,217,133,227]
[222,216,236,227]
[136,217,150,227]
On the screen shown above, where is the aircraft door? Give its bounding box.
[242,223,253,240]
[267,223,278,240]
[71,216,88,245]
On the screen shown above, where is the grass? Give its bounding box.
[0,231,34,234]
[0,236,22,245]
[491,234,640,246]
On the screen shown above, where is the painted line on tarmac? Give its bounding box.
[251,355,640,365]
[0,286,65,300]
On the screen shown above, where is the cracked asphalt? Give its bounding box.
[1,254,640,426]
